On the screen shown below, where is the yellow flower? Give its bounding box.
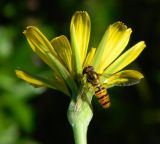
[15,11,145,99]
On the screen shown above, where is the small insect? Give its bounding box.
[83,66,141,109]
[83,66,111,108]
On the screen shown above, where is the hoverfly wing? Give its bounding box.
[102,77,141,88]
[112,78,141,86]
[101,70,143,88]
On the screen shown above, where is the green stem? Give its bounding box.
[72,121,87,144]
[67,91,93,144]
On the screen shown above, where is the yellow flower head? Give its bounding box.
[16,11,145,99]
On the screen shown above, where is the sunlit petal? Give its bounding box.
[15,70,70,96]
[23,26,61,75]
[83,48,96,67]
[92,22,132,73]
[23,26,77,94]
[23,26,59,59]
[16,70,45,87]
[70,11,91,74]
[51,35,72,73]
[104,41,146,75]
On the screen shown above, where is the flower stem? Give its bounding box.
[72,121,87,144]
[67,91,93,144]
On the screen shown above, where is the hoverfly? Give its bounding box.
[83,66,141,109]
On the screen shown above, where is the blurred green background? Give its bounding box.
[0,0,160,144]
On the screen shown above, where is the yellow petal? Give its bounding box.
[51,35,72,73]
[70,11,91,74]
[104,41,146,75]
[92,22,132,73]
[23,26,77,95]
[15,70,70,96]
[16,70,48,87]
[102,70,144,88]
[23,26,58,59]
[23,26,61,75]
[83,48,96,67]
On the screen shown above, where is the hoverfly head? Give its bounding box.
[83,66,94,75]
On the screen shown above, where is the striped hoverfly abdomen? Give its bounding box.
[83,66,111,109]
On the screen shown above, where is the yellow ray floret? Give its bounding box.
[16,70,48,87]
[15,70,70,96]
[23,26,61,75]
[70,11,91,74]
[51,35,72,73]
[92,22,132,73]
[23,26,77,94]
[23,26,58,59]
[83,48,96,67]
[104,41,146,75]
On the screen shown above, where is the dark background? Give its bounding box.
[0,0,160,144]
